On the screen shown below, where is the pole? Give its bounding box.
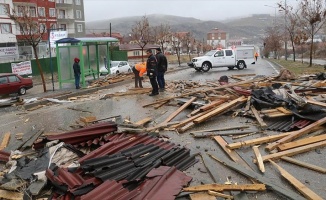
[284,0,288,60]
[48,28,54,91]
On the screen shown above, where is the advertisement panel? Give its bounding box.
[11,61,32,75]
[50,31,68,47]
[0,47,19,57]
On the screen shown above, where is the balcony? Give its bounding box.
[57,15,75,22]
[56,0,73,8]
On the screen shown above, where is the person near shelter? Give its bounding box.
[254,52,259,61]
[146,49,159,96]
[155,48,168,92]
[132,62,146,88]
[73,58,81,89]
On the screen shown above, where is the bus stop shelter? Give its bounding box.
[55,37,119,89]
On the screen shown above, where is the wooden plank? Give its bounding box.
[269,160,323,200]
[307,99,326,108]
[277,134,326,151]
[208,191,234,199]
[276,107,292,114]
[199,99,226,111]
[134,117,152,126]
[266,112,292,118]
[0,189,24,200]
[190,126,250,134]
[194,96,247,124]
[265,116,326,151]
[207,153,306,200]
[184,184,266,192]
[163,97,196,123]
[252,146,265,173]
[189,192,216,200]
[281,156,326,174]
[142,77,266,107]
[227,132,291,149]
[250,105,267,128]
[262,140,326,162]
[172,107,215,129]
[0,132,10,150]
[80,116,97,124]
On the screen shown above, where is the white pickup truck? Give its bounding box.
[188,46,255,72]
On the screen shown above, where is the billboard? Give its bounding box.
[50,31,68,47]
[11,61,32,75]
[0,47,19,57]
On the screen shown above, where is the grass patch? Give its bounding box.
[267,58,325,76]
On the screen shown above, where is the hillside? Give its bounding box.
[85,14,276,45]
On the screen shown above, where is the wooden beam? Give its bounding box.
[0,189,23,200]
[199,99,226,111]
[226,132,291,150]
[269,160,323,200]
[250,105,267,128]
[172,107,215,129]
[183,184,266,192]
[189,192,216,200]
[0,132,10,150]
[277,134,326,151]
[207,153,306,200]
[207,191,234,199]
[262,140,326,162]
[307,99,326,108]
[163,97,196,123]
[252,146,265,173]
[194,96,247,124]
[265,117,326,151]
[190,126,250,134]
[280,156,326,174]
[134,117,152,126]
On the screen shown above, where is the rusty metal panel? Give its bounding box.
[0,150,10,162]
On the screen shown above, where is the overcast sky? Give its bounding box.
[84,0,298,22]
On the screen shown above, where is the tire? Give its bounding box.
[237,61,245,70]
[116,71,120,74]
[18,87,26,95]
[128,68,131,72]
[195,68,202,72]
[201,62,211,72]
[228,66,235,70]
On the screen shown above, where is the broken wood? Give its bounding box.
[0,189,24,200]
[189,126,250,134]
[183,183,266,192]
[207,153,306,200]
[207,190,234,199]
[269,160,323,200]
[262,140,326,162]
[250,105,267,128]
[67,107,92,113]
[163,97,197,123]
[80,116,97,124]
[265,116,326,151]
[134,117,152,126]
[0,132,10,150]
[277,134,326,151]
[27,105,44,111]
[252,146,265,173]
[280,156,326,174]
[194,96,247,124]
[226,132,292,150]
[189,192,216,200]
[192,130,260,138]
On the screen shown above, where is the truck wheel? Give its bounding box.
[237,61,245,70]
[201,62,211,72]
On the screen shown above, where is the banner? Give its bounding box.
[0,47,18,57]
[50,31,68,47]
[11,61,32,75]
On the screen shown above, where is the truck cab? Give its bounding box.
[188,46,255,72]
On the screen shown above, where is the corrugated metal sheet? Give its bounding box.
[267,118,311,132]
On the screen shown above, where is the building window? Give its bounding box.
[39,23,46,32]
[76,10,82,19]
[77,24,82,32]
[29,6,36,17]
[49,8,55,17]
[59,24,66,31]
[49,0,55,2]
[75,0,81,5]
[0,4,9,15]
[58,9,65,19]
[50,23,57,30]
[38,7,45,17]
[133,51,140,56]
[17,6,25,17]
[0,23,12,34]
[56,0,64,3]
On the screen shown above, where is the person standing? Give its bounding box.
[254,52,259,61]
[132,62,146,88]
[73,57,81,89]
[155,48,168,92]
[146,49,159,96]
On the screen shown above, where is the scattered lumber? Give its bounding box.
[189,192,216,200]
[0,189,23,200]
[252,146,265,173]
[207,190,234,199]
[134,117,152,126]
[207,153,306,200]
[0,132,10,150]
[280,156,326,174]
[262,140,326,162]
[162,97,196,123]
[80,116,97,124]
[183,183,266,192]
[265,117,326,151]
[250,105,267,128]
[269,160,323,200]
[277,134,326,151]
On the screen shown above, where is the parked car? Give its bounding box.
[0,73,33,96]
[99,61,132,75]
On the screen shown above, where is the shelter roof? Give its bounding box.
[55,37,119,44]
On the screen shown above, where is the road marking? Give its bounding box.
[266,61,280,75]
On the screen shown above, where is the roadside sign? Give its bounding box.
[11,61,32,75]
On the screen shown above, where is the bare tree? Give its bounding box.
[153,23,170,54]
[170,32,182,66]
[8,4,49,92]
[264,26,283,59]
[131,16,151,62]
[299,0,326,66]
[180,32,193,61]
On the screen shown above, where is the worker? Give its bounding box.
[132,62,146,88]
[254,52,259,61]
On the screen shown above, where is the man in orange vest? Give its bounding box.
[254,52,259,61]
[132,62,146,88]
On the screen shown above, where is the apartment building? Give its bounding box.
[207,28,228,49]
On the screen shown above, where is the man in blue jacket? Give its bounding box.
[146,49,159,96]
[155,48,168,92]
[73,58,81,89]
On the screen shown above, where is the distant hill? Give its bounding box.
[85,14,277,45]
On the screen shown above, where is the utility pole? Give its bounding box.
[48,26,55,91]
[284,0,288,60]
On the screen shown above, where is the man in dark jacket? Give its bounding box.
[146,49,159,96]
[73,57,81,89]
[155,48,168,92]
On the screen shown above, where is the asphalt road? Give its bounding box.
[0,59,325,200]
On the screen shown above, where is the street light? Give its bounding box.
[264,5,277,25]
